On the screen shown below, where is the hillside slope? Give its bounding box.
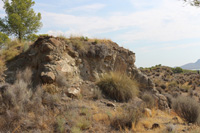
[1,36,200,132]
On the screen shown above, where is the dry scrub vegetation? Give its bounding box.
[172,96,200,124]
[1,39,30,61]
[58,35,113,54]
[0,68,146,132]
[97,72,138,102]
[1,37,200,132]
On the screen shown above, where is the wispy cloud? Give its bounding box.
[136,41,200,54]
[160,42,200,51]
[66,4,106,13]
[42,11,130,37]
[117,0,200,43]
[42,0,200,44]
[130,0,161,9]
[38,0,200,67]
[36,3,58,8]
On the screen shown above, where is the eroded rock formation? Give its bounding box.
[5,36,168,109]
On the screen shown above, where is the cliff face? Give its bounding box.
[5,36,168,109]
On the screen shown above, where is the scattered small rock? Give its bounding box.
[161,84,166,89]
[166,124,176,132]
[172,116,179,123]
[188,123,193,126]
[106,102,116,108]
[182,129,188,132]
[41,72,55,84]
[66,87,81,98]
[151,123,160,129]
[144,108,152,117]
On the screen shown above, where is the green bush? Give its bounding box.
[25,34,39,42]
[172,67,183,73]
[0,32,10,46]
[172,96,200,123]
[97,72,138,102]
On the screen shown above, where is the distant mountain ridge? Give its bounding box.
[181,59,200,70]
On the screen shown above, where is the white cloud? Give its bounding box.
[160,42,200,50]
[130,0,161,9]
[117,0,200,42]
[67,4,106,13]
[136,41,200,54]
[41,0,200,44]
[41,11,127,37]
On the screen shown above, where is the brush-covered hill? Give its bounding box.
[0,36,200,132]
[140,65,200,106]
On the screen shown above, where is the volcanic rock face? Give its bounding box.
[5,36,168,109]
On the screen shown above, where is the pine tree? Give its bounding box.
[0,0,42,41]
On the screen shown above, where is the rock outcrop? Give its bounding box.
[4,36,168,109]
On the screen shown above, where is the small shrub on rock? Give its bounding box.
[172,96,200,123]
[141,92,155,109]
[97,72,138,102]
[92,87,102,100]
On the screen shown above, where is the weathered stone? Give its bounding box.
[66,87,81,98]
[166,124,176,132]
[144,108,152,117]
[155,94,169,110]
[49,38,62,46]
[45,55,54,62]
[41,72,55,84]
[106,102,116,108]
[41,43,54,52]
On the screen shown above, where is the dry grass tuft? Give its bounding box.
[141,92,155,109]
[110,108,143,130]
[70,38,89,52]
[172,96,200,124]
[97,72,138,102]
[42,84,59,94]
[54,116,66,133]
[16,67,32,85]
[0,58,6,81]
[1,39,30,61]
[92,87,102,100]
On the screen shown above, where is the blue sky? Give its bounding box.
[1,0,200,67]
